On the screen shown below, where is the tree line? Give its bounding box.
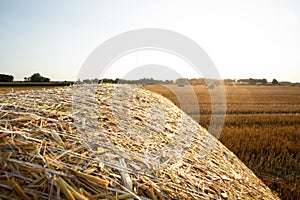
[1,72,294,86]
[78,77,285,86]
[0,73,50,82]
[0,74,14,82]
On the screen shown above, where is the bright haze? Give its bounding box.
[0,0,299,82]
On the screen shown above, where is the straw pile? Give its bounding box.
[0,84,279,199]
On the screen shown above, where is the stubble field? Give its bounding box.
[144,84,300,200]
[1,84,299,199]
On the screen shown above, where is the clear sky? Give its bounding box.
[0,0,299,82]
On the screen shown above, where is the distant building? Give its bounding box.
[279,81,292,86]
[234,82,249,85]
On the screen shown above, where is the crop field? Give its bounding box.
[0,84,298,199]
[144,84,300,200]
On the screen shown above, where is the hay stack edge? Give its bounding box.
[0,84,279,199]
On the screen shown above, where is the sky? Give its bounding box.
[0,0,299,82]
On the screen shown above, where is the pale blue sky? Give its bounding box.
[0,0,299,82]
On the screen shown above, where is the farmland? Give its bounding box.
[0,82,74,94]
[144,84,300,200]
[0,86,60,94]
[0,84,298,199]
[0,84,280,199]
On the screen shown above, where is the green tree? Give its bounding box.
[272,79,278,85]
[25,73,50,82]
[0,74,14,82]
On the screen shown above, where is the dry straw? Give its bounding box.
[0,84,279,199]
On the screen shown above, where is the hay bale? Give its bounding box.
[0,84,279,199]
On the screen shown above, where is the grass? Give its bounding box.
[144,84,300,200]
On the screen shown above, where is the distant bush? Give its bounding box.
[24,73,50,82]
[0,74,14,82]
[237,78,267,84]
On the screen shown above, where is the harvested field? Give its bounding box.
[0,84,279,199]
[144,84,300,200]
[0,87,60,94]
